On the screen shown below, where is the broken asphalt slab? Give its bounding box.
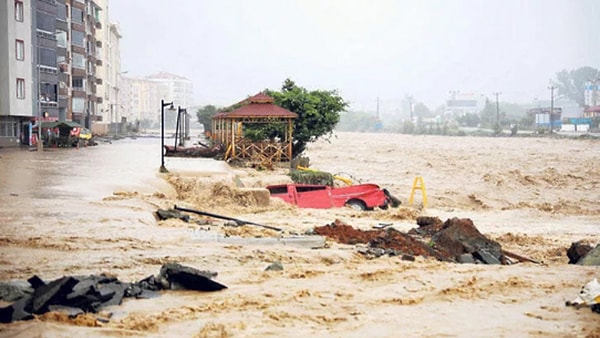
[0,263,227,324]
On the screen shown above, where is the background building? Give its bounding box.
[0,0,112,147]
[95,0,122,134]
[120,72,194,130]
[584,80,600,107]
[0,0,34,147]
[445,91,487,118]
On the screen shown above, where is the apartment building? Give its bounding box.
[95,0,122,134]
[0,0,34,147]
[120,72,194,129]
[0,0,110,147]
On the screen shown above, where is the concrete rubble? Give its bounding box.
[0,263,226,324]
[314,217,513,264]
[567,242,600,266]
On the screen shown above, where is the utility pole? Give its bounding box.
[376,97,380,120]
[407,95,414,122]
[548,85,556,134]
[493,92,501,127]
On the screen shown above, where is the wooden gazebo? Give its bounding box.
[211,93,297,163]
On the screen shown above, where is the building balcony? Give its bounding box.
[72,68,86,77]
[37,0,58,14]
[41,102,59,108]
[39,65,58,74]
[96,21,102,29]
[71,22,85,32]
[72,89,86,98]
[96,59,103,66]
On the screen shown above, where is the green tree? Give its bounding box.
[266,79,348,157]
[479,98,495,128]
[413,102,431,117]
[196,105,219,132]
[552,66,600,106]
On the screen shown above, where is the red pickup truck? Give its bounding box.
[266,183,399,210]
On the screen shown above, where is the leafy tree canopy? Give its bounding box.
[196,105,220,132]
[265,79,348,157]
[552,66,600,106]
[413,102,431,117]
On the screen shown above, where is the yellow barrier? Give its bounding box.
[408,176,428,208]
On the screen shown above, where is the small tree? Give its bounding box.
[266,79,348,157]
[552,66,600,106]
[196,105,219,132]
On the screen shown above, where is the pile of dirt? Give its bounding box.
[407,216,444,237]
[313,219,451,261]
[370,229,453,261]
[314,217,509,264]
[166,178,275,213]
[313,219,381,245]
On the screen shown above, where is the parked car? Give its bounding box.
[79,128,92,140]
[266,183,400,210]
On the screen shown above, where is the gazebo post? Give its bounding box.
[231,119,236,159]
[287,119,293,160]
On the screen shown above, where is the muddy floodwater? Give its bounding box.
[0,132,599,337]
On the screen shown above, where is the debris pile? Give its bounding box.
[314,217,517,265]
[431,218,505,264]
[0,263,226,323]
[164,143,224,158]
[565,278,600,314]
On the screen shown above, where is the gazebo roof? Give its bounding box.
[242,92,274,104]
[214,93,297,119]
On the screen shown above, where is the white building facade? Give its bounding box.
[584,80,600,107]
[120,72,193,129]
[0,0,34,147]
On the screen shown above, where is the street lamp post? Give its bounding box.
[175,106,187,150]
[160,99,174,173]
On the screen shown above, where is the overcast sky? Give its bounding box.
[110,0,600,113]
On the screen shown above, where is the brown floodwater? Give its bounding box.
[0,133,599,337]
[0,137,168,201]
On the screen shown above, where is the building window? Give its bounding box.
[37,11,55,33]
[72,97,85,113]
[71,7,83,24]
[72,53,85,69]
[57,3,67,21]
[16,78,25,99]
[16,40,24,60]
[15,1,23,22]
[39,48,57,67]
[72,77,86,90]
[56,31,67,48]
[72,30,85,47]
